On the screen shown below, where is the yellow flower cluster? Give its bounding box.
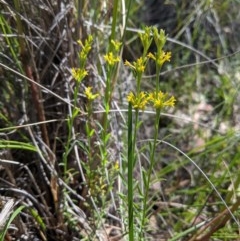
[148,51,171,66]
[124,57,147,74]
[104,52,120,66]
[72,35,93,83]
[77,35,93,61]
[127,91,149,110]
[125,27,175,111]
[148,91,176,109]
[110,40,122,51]
[84,87,99,100]
[104,39,121,67]
[125,51,171,76]
[127,91,176,110]
[72,68,88,83]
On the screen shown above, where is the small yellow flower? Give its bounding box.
[160,51,171,63]
[104,52,120,66]
[124,60,135,69]
[113,161,119,171]
[148,91,176,109]
[111,40,122,51]
[72,68,88,82]
[135,57,146,73]
[77,35,93,52]
[148,51,171,66]
[127,91,149,110]
[124,57,147,74]
[147,52,156,61]
[84,86,99,100]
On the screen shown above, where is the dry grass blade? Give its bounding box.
[0,198,15,230]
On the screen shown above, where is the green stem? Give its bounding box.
[140,61,162,238]
[63,82,80,179]
[155,65,161,92]
[13,0,25,53]
[110,0,119,43]
[127,104,140,241]
[127,103,133,241]
[101,68,112,166]
[140,108,161,239]
[86,102,93,164]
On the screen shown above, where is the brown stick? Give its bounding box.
[23,59,60,222]
[188,197,240,241]
[24,65,50,151]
